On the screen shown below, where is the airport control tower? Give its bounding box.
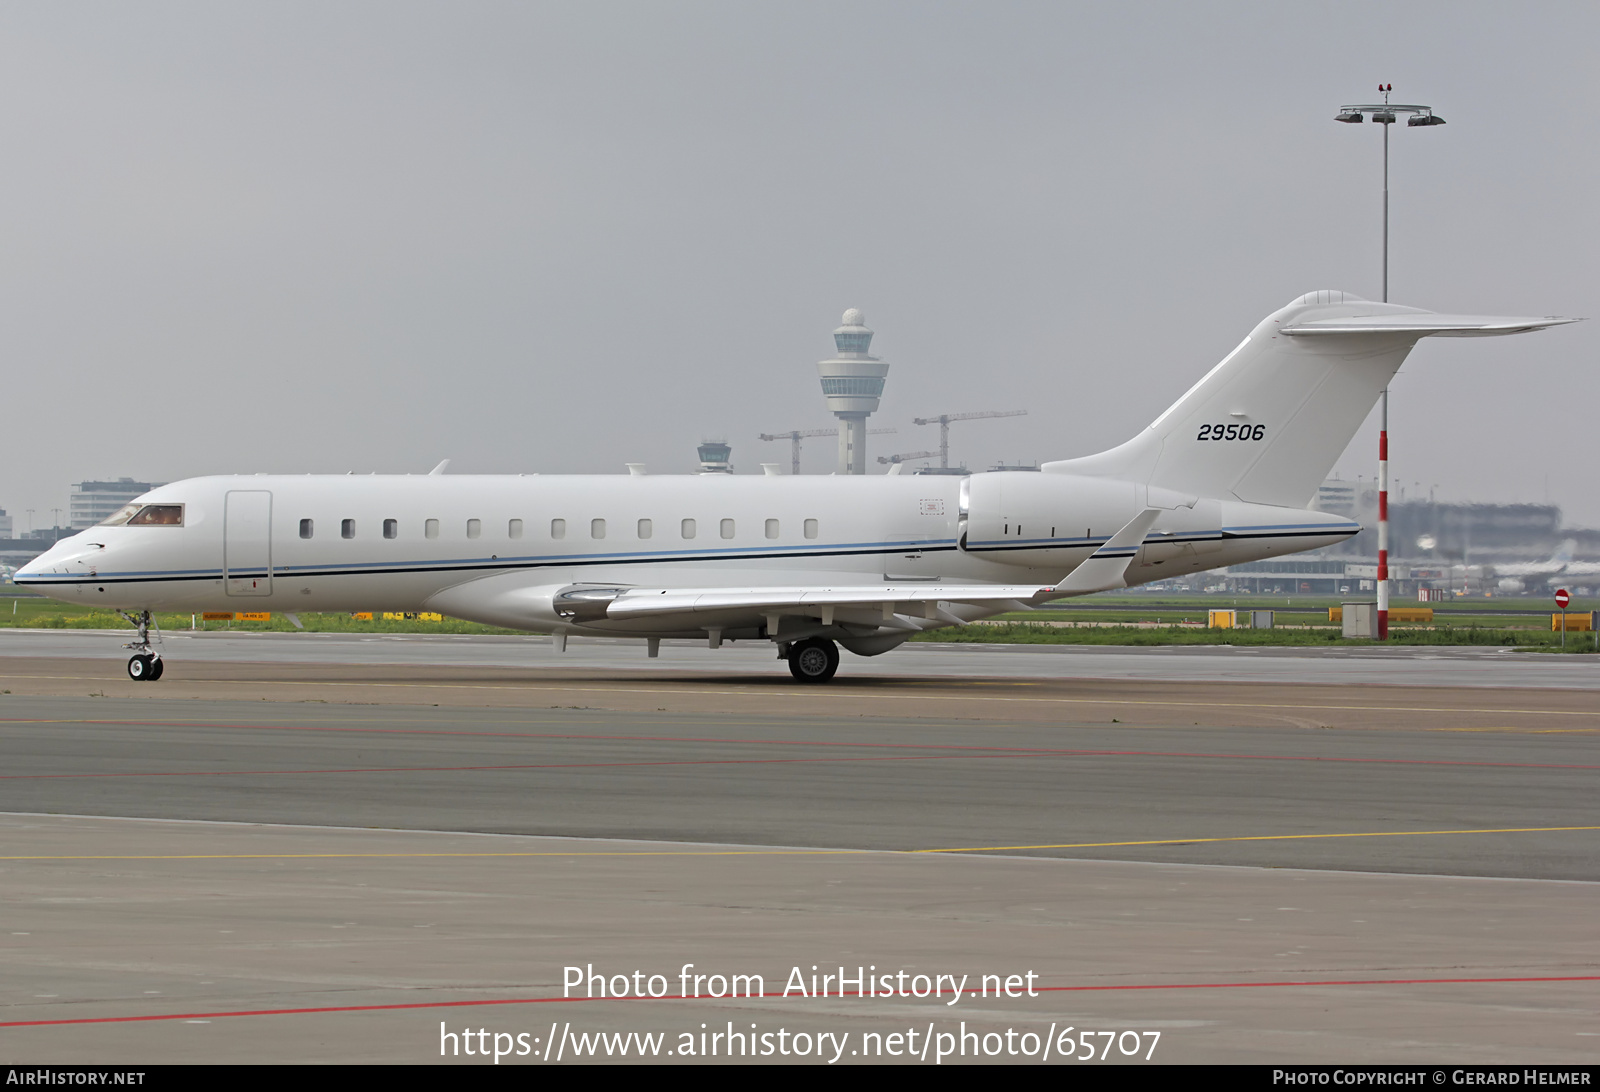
[817,308,889,474]
[696,439,733,474]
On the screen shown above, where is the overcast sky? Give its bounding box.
[2,2,1595,529]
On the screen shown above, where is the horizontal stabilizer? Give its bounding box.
[1281,315,1576,338]
[1051,509,1161,595]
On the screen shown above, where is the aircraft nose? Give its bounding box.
[11,557,47,587]
[15,538,98,581]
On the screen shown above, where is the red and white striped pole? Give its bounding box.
[1377,392,1389,639]
[1335,84,1443,642]
[1376,87,1391,641]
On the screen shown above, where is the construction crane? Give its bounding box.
[759,427,895,475]
[876,450,941,466]
[911,410,1027,469]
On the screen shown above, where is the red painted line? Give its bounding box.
[4,744,1597,780]
[7,975,1596,1029]
[0,717,1081,753]
[0,753,1028,781]
[5,720,1597,773]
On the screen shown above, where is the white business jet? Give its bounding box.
[16,291,1572,683]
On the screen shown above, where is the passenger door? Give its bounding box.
[224,490,273,597]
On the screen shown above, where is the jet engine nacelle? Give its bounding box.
[962,472,1222,569]
[961,471,1358,578]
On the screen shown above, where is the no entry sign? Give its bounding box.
[1555,588,1571,609]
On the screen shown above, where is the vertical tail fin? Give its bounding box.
[1043,292,1573,508]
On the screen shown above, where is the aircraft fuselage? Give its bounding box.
[18,471,1354,637]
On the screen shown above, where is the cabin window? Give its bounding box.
[590,518,606,539]
[467,519,482,540]
[551,519,565,540]
[508,519,523,540]
[765,519,779,539]
[720,518,735,539]
[383,519,397,539]
[341,519,355,540]
[299,519,314,539]
[425,519,439,540]
[804,518,819,539]
[681,518,696,539]
[637,518,652,539]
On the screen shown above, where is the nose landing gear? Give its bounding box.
[118,609,164,682]
[127,653,163,681]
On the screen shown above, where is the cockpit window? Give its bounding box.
[98,503,143,526]
[118,504,185,526]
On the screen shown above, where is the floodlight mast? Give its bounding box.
[1335,85,1444,640]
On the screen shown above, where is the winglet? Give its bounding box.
[429,459,450,476]
[1051,509,1161,595]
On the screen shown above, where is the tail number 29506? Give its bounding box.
[1197,424,1266,441]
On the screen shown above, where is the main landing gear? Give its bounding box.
[118,609,164,682]
[784,637,839,684]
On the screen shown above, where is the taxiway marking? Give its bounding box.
[6,824,1598,861]
[6,974,1599,1029]
[3,671,1600,718]
[917,825,1600,854]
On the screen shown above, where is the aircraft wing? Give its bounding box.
[574,508,1168,625]
[431,506,1175,634]
[599,583,1056,627]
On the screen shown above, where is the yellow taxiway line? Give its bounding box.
[4,824,1597,861]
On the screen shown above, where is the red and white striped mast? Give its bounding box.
[1336,85,1445,640]
[1378,83,1393,641]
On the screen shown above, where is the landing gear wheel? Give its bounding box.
[118,609,165,682]
[787,637,839,683]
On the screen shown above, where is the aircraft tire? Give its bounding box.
[127,655,154,682]
[787,638,839,683]
[147,657,164,681]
